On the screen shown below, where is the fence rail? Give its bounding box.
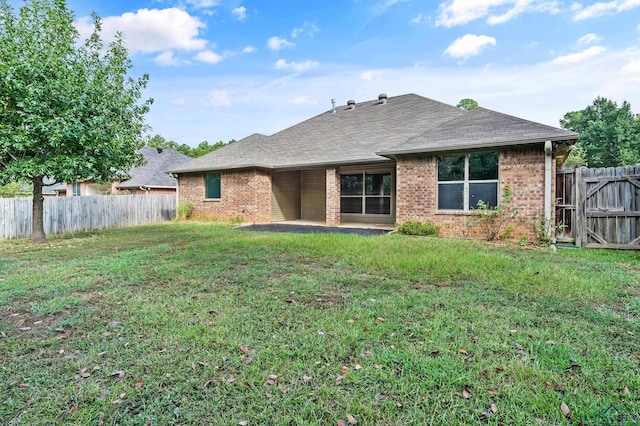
[0,195,176,240]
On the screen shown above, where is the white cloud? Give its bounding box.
[291,22,319,39]
[290,96,317,106]
[437,0,559,27]
[75,8,206,55]
[209,90,231,106]
[194,50,224,64]
[621,60,640,74]
[242,45,257,54]
[445,34,497,59]
[186,0,219,9]
[549,46,606,65]
[232,6,247,21]
[573,0,640,20]
[361,70,383,80]
[267,36,295,51]
[411,14,425,23]
[370,0,408,17]
[578,33,602,45]
[154,51,180,66]
[275,59,319,73]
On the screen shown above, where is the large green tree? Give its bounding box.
[560,97,640,167]
[0,0,152,242]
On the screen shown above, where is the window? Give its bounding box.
[437,152,498,210]
[205,173,221,199]
[72,183,81,197]
[340,172,391,215]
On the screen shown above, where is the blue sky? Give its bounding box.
[11,0,640,145]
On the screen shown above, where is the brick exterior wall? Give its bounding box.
[396,146,549,242]
[179,169,272,223]
[325,168,340,226]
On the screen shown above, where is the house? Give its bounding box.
[67,147,191,196]
[169,93,578,240]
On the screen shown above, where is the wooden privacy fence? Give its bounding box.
[0,194,176,240]
[556,164,640,249]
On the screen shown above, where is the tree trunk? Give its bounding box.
[32,176,46,243]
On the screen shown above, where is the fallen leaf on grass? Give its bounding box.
[263,379,277,386]
[9,378,23,387]
[335,375,345,385]
[487,388,499,395]
[239,345,249,354]
[135,378,144,389]
[458,348,468,355]
[242,356,252,365]
[337,420,347,426]
[97,413,104,426]
[303,375,312,382]
[239,421,248,426]
[346,413,357,424]
[110,371,124,378]
[203,380,215,388]
[96,390,109,401]
[374,392,387,400]
[623,386,630,395]
[377,317,385,322]
[340,366,349,373]
[462,386,471,399]
[546,340,555,345]
[355,364,362,370]
[491,402,498,413]
[347,319,356,323]
[560,402,570,416]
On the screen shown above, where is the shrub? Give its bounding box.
[397,220,440,237]
[468,187,518,241]
[176,200,195,220]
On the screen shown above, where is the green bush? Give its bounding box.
[396,220,440,236]
[176,200,195,220]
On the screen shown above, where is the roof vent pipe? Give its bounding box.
[378,93,388,105]
[331,99,336,114]
[347,99,356,110]
[157,147,163,153]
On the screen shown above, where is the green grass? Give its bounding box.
[0,223,638,425]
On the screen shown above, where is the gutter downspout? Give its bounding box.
[544,140,553,240]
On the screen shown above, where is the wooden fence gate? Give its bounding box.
[556,164,640,249]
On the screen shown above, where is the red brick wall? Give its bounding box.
[325,168,340,226]
[179,169,271,223]
[396,146,548,241]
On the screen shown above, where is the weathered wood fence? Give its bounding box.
[0,195,176,240]
[556,164,640,249]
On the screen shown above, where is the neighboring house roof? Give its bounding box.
[170,93,579,174]
[116,147,191,189]
[42,177,66,195]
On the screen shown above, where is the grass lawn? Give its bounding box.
[0,223,639,425]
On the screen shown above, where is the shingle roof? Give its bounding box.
[170,93,578,173]
[169,134,272,174]
[378,107,579,156]
[116,147,191,189]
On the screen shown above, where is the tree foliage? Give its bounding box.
[457,98,478,111]
[560,97,640,167]
[145,134,235,157]
[0,0,152,242]
[0,181,29,198]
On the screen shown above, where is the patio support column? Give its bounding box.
[326,168,340,226]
